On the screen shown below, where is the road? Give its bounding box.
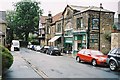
[4,48,120,79]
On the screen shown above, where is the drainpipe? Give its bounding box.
[61,15,64,53]
[87,17,90,49]
[98,3,102,51]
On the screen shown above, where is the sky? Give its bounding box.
[0,0,120,18]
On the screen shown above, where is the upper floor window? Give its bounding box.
[57,23,61,33]
[76,17,83,29]
[92,18,99,30]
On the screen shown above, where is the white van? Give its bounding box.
[11,40,20,51]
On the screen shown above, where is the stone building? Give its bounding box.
[39,4,115,54]
[0,11,6,46]
[38,16,47,46]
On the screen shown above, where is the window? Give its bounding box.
[64,30,72,36]
[110,49,117,54]
[116,49,120,55]
[76,18,83,29]
[90,34,98,39]
[90,34,98,43]
[79,49,85,54]
[92,18,99,30]
[57,23,61,33]
[84,50,90,54]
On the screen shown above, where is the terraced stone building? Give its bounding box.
[39,4,115,54]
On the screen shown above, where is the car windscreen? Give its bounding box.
[91,50,103,55]
[53,47,59,50]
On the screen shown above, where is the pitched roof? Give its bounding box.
[81,6,114,13]
[63,5,115,15]
[52,12,62,23]
[40,16,47,24]
[69,5,88,11]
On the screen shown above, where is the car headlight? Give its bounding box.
[98,57,105,61]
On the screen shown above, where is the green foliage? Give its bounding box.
[104,32,111,42]
[14,0,43,41]
[6,11,16,43]
[28,33,39,45]
[102,48,109,55]
[6,0,43,42]
[0,45,13,72]
[112,24,117,30]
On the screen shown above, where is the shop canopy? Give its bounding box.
[48,36,61,42]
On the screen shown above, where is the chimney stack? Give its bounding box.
[100,3,103,9]
[48,11,52,17]
[118,1,120,23]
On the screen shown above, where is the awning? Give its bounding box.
[48,36,60,42]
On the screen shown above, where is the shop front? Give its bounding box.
[73,31,87,55]
[64,37,73,53]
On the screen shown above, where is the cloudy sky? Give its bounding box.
[0,0,119,18]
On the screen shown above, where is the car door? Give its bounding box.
[83,50,92,62]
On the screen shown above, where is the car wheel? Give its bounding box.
[46,50,48,54]
[92,59,97,66]
[109,61,117,71]
[58,53,61,56]
[76,56,81,63]
[50,51,52,55]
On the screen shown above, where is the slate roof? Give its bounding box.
[40,16,47,24]
[52,12,62,23]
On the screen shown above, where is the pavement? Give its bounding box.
[3,51,42,79]
[62,53,76,59]
[3,51,75,79]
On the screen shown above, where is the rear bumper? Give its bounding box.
[14,47,20,51]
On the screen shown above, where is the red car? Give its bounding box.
[76,49,107,66]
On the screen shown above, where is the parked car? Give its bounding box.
[76,49,107,66]
[106,48,120,71]
[40,46,50,53]
[28,44,34,49]
[34,45,42,51]
[11,40,20,51]
[46,46,61,56]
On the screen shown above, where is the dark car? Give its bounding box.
[40,46,50,53]
[106,48,120,71]
[46,46,61,56]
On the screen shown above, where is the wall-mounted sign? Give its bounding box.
[92,18,99,30]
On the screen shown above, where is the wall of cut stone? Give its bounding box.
[111,33,120,49]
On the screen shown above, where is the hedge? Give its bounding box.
[0,45,13,72]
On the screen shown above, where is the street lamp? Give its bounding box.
[61,15,64,53]
[98,3,103,51]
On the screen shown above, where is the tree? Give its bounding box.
[6,11,17,43]
[14,0,43,41]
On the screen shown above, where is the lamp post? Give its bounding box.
[61,15,64,53]
[98,3,103,51]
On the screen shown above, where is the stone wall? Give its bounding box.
[111,33,120,49]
